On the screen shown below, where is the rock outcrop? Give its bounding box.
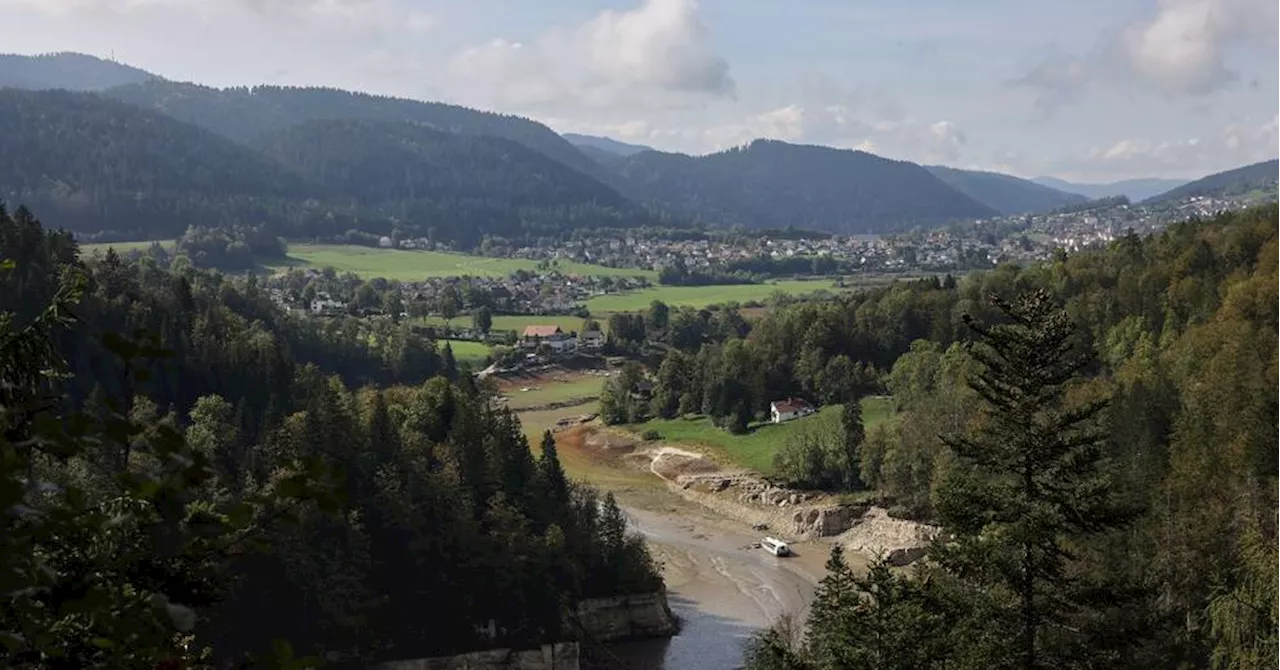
[574,592,678,642]
[792,503,869,537]
[380,643,579,670]
[835,506,941,566]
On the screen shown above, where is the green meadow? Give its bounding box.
[630,395,894,474]
[265,245,654,281]
[441,339,493,364]
[80,240,175,254]
[584,279,844,312]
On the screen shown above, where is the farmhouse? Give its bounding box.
[579,329,604,349]
[519,325,576,352]
[310,294,347,317]
[769,398,815,424]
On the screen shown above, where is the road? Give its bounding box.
[607,495,834,670]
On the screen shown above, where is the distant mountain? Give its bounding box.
[563,133,654,157]
[1030,176,1186,202]
[1142,159,1279,204]
[0,90,656,245]
[926,165,1087,215]
[257,119,645,242]
[610,139,998,234]
[0,52,156,91]
[102,80,615,187]
[0,89,310,241]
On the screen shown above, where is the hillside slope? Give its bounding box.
[1143,159,1279,203]
[0,52,156,91]
[927,165,1087,215]
[258,119,650,242]
[103,81,613,186]
[612,140,998,234]
[0,90,658,245]
[0,89,308,239]
[563,133,655,157]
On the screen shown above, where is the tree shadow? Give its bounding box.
[589,595,759,670]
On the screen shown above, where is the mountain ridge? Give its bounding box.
[925,165,1087,215]
[0,52,156,91]
[1142,159,1278,204]
[610,139,999,234]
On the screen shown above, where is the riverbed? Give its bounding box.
[602,492,849,670]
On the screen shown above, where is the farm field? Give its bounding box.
[264,244,655,281]
[630,395,894,474]
[419,314,597,335]
[583,279,843,312]
[441,339,492,364]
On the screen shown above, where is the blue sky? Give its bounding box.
[3,0,1276,181]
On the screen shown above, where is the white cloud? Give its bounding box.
[448,0,734,112]
[1014,0,1276,111]
[1033,116,1280,180]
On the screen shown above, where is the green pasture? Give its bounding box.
[631,396,894,474]
[584,279,844,312]
[265,245,654,281]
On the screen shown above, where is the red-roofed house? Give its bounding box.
[770,398,815,423]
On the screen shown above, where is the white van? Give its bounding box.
[761,536,791,557]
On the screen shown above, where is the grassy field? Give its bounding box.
[631,396,894,474]
[441,339,492,364]
[584,279,844,312]
[419,314,597,335]
[264,245,655,281]
[80,240,175,254]
[502,375,606,411]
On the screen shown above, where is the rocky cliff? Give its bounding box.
[574,592,678,642]
[380,642,580,670]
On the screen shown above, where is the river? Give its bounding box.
[600,499,833,669]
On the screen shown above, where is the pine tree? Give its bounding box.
[805,545,861,666]
[440,341,458,380]
[537,430,569,506]
[840,398,866,489]
[934,290,1140,669]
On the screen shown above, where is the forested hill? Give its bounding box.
[0,89,657,246]
[610,139,999,233]
[1143,158,1279,203]
[0,51,156,90]
[925,164,1087,214]
[103,80,613,186]
[1,203,663,666]
[0,88,309,239]
[258,119,629,211]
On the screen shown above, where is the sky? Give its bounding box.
[2,0,1277,182]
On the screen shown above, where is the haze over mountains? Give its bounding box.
[1,52,1273,245]
[1030,176,1189,202]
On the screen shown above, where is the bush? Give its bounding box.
[641,429,662,441]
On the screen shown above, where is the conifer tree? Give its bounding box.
[934,289,1139,669]
[537,430,569,506]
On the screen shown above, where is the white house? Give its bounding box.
[519,325,576,352]
[770,398,815,424]
[310,295,347,316]
[579,329,605,350]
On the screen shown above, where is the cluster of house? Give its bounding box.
[517,325,604,353]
